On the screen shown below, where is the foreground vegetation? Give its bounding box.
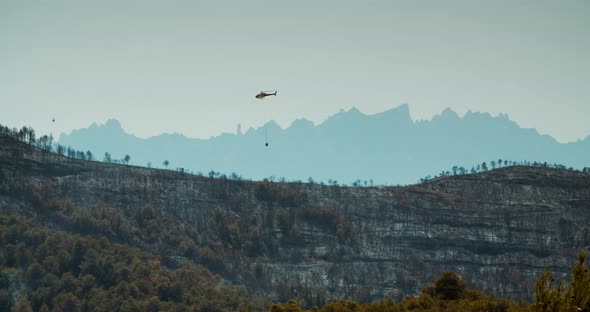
[1,208,589,311]
[270,252,590,312]
[0,213,267,312]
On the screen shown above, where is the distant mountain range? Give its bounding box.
[59,104,590,185]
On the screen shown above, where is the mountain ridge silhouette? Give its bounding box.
[59,105,589,184]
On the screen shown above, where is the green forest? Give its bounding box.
[0,213,267,312]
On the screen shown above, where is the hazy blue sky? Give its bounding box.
[1,0,589,142]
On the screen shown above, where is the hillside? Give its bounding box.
[0,213,268,311]
[58,105,590,185]
[1,133,590,307]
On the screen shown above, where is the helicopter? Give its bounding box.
[255,90,277,99]
[255,90,277,146]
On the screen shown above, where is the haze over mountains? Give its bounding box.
[59,104,590,185]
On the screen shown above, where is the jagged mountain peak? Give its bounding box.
[439,107,459,119]
[104,118,123,130]
[289,118,314,129]
[370,104,412,123]
[262,120,281,130]
[347,106,363,115]
[386,103,410,116]
[324,106,365,122]
[463,109,493,119]
[57,105,589,185]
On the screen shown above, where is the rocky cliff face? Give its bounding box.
[1,134,589,304]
